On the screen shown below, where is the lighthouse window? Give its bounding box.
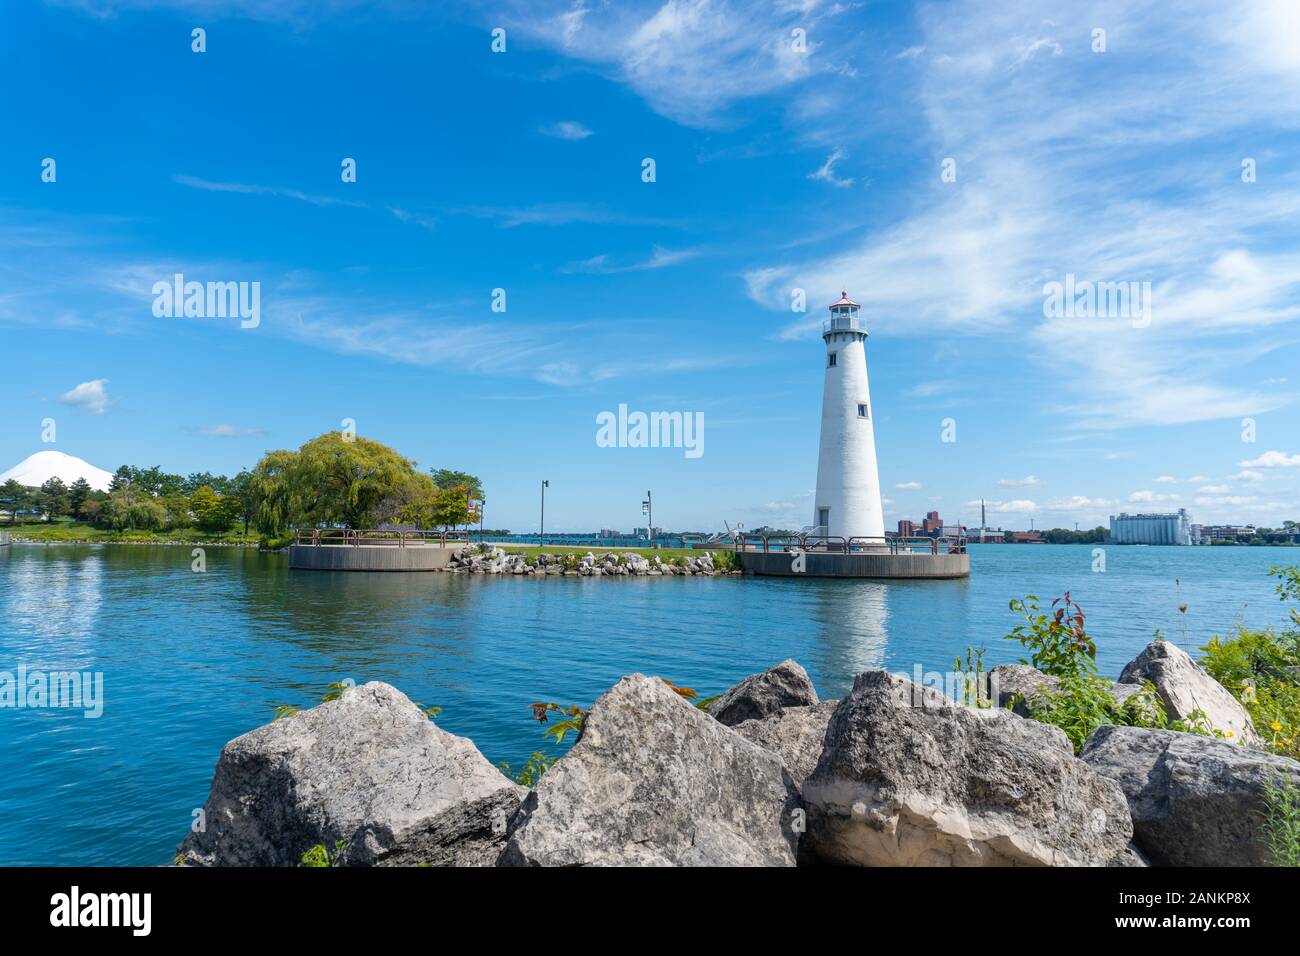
[858,403,868,418]
[828,352,837,367]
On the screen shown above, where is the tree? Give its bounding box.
[97,490,165,531]
[108,466,133,495]
[431,483,478,531]
[38,477,70,520]
[159,491,192,529]
[228,469,254,535]
[430,469,483,499]
[190,485,234,534]
[1,479,30,524]
[68,478,92,519]
[248,433,419,533]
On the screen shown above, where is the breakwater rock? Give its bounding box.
[177,653,1298,867]
[446,545,736,576]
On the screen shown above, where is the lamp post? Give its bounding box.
[479,496,485,542]
[540,479,549,546]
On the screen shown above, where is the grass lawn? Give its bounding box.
[3,518,260,545]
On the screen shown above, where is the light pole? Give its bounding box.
[641,490,652,546]
[479,496,485,542]
[540,480,549,546]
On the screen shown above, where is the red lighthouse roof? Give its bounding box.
[829,290,860,309]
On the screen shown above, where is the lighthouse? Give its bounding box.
[812,292,885,544]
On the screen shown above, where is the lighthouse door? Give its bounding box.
[817,508,829,533]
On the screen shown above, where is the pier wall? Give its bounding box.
[737,550,969,579]
[289,544,458,572]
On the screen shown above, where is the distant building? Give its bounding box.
[1109,509,1192,545]
[897,519,916,537]
[1195,524,1258,543]
[922,510,942,533]
[1009,531,1045,544]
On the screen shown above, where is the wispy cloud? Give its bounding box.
[172,174,364,209]
[745,0,1300,430]
[562,245,701,274]
[538,120,594,140]
[189,424,266,437]
[807,147,853,188]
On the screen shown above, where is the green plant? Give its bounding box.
[499,751,557,787]
[1005,593,1169,751]
[954,645,991,708]
[1202,626,1300,759]
[1261,773,1300,867]
[1006,593,1096,679]
[299,839,349,867]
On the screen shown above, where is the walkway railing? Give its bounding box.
[734,533,967,555]
[293,529,473,548]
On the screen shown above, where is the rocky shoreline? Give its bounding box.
[176,645,1299,867]
[446,545,737,576]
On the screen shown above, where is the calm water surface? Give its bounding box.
[0,542,1294,865]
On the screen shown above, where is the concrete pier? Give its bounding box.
[736,549,969,579]
[289,541,459,572]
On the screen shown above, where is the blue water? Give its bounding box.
[0,542,1294,865]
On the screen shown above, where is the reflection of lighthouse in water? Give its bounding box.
[812,292,885,543]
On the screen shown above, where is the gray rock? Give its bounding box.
[708,659,820,727]
[177,682,524,867]
[499,674,800,866]
[802,671,1133,866]
[732,701,837,787]
[1119,640,1260,745]
[988,663,1059,715]
[1081,724,1300,866]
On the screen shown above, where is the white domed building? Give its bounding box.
[0,450,114,491]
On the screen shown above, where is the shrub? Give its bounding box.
[1004,593,1168,752]
[1261,773,1300,867]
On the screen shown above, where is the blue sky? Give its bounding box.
[2,0,1298,532]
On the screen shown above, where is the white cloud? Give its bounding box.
[970,498,1038,514]
[538,120,594,140]
[807,147,854,188]
[1239,450,1300,468]
[1198,484,1232,494]
[997,474,1040,488]
[562,245,701,274]
[1234,469,1265,481]
[59,378,110,415]
[744,0,1300,429]
[190,424,266,437]
[895,481,923,490]
[1152,476,1178,483]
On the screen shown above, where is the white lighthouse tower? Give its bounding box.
[812,291,885,544]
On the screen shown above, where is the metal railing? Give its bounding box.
[293,529,473,548]
[734,533,967,555]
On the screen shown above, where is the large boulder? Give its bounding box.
[1119,640,1260,745]
[1081,724,1300,866]
[499,674,800,866]
[802,671,1133,866]
[176,682,524,867]
[987,663,1059,715]
[732,701,837,788]
[707,659,820,727]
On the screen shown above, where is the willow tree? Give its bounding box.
[249,433,419,533]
